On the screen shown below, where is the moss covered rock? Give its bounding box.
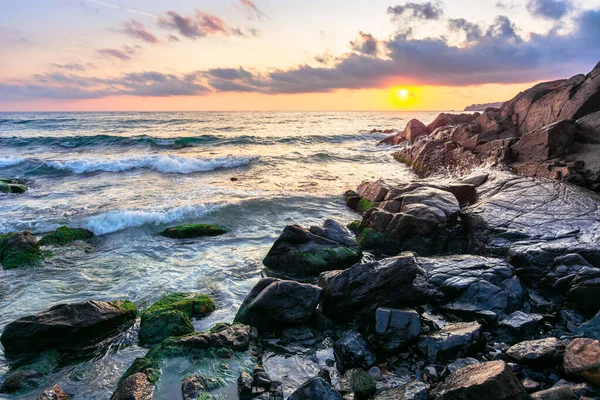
[139,293,215,345]
[356,228,398,251]
[349,369,377,400]
[161,224,227,239]
[0,179,28,194]
[39,226,94,246]
[0,231,44,270]
[347,220,361,234]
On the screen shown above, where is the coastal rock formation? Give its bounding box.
[0,300,137,357]
[0,231,43,270]
[389,63,600,190]
[39,226,94,246]
[234,278,321,332]
[263,220,362,276]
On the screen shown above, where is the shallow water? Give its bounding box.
[0,111,443,399]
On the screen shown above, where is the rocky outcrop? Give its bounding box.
[390,63,600,191]
[234,278,321,332]
[263,220,362,276]
[0,300,137,357]
[378,119,428,146]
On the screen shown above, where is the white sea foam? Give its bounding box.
[44,154,256,174]
[0,156,25,168]
[84,203,224,235]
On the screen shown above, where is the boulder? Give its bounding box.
[263,220,362,276]
[418,255,526,318]
[39,226,94,246]
[0,178,28,194]
[427,113,479,133]
[511,120,576,163]
[288,377,342,400]
[238,371,253,400]
[159,323,256,353]
[418,322,483,362]
[234,278,321,332]
[319,256,426,322]
[563,338,600,386]
[38,385,69,400]
[375,308,421,352]
[506,338,565,368]
[182,375,208,400]
[404,119,429,143]
[348,369,377,399]
[374,380,428,400]
[566,267,600,313]
[333,331,376,369]
[161,224,227,239]
[432,360,528,400]
[530,386,577,400]
[498,311,544,342]
[576,111,600,144]
[0,300,137,357]
[0,231,43,270]
[575,311,600,340]
[139,293,215,345]
[110,372,154,400]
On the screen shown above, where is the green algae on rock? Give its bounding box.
[0,179,28,194]
[0,231,44,270]
[39,226,94,246]
[139,293,215,345]
[161,224,228,239]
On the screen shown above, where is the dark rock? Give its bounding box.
[511,119,576,163]
[0,350,58,394]
[498,311,544,342]
[0,300,137,357]
[418,255,526,318]
[521,378,541,393]
[348,369,377,400]
[38,384,70,400]
[39,226,94,246]
[238,371,253,400]
[563,338,600,386]
[234,278,321,332]
[418,322,483,362]
[110,372,154,400]
[506,338,565,368]
[374,380,428,400]
[161,224,227,239]
[0,179,28,194]
[319,256,426,322]
[263,220,362,276]
[288,377,343,400]
[576,111,600,144]
[432,360,528,399]
[182,375,207,400]
[576,311,600,340]
[530,386,578,400]
[334,331,376,370]
[0,231,43,270]
[375,308,421,352]
[139,293,215,346]
[157,323,256,353]
[566,267,600,313]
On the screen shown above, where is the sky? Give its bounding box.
[0,0,599,111]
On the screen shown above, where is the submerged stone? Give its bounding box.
[0,231,43,270]
[39,226,94,246]
[161,224,227,239]
[139,293,215,345]
[0,178,28,194]
[0,350,59,394]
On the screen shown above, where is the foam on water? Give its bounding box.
[0,156,25,168]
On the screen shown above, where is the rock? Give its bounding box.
[418,322,483,362]
[156,323,256,354]
[161,224,227,239]
[0,300,137,357]
[566,267,600,313]
[334,331,377,370]
[110,372,154,400]
[498,311,544,342]
[418,255,526,318]
[39,226,94,246]
[234,278,321,332]
[511,120,576,163]
[445,358,480,375]
[522,378,541,393]
[38,385,69,400]
[0,178,28,194]
[576,111,600,144]
[432,360,528,400]
[238,371,253,400]
[563,338,600,386]
[375,308,421,352]
[288,377,343,400]
[182,375,207,400]
[139,293,215,345]
[576,311,600,340]
[404,119,429,143]
[530,386,578,400]
[427,113,479,133]
[506,338,565,368]
[263,220,362,276]
[374,380,428,400]
[348,369,377,399]
[0,231,43,270]
[319,256,426,322]
[0,350,59,394]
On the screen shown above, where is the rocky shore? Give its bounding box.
[1,65,600,399]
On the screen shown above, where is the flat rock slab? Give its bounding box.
[506,337,565,367]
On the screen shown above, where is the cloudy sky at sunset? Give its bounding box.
[1,0,599,111]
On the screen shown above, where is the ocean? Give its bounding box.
[0,111,442,399]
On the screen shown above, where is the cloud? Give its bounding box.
[121,20,159,43]
[80,0,158,18]
[51,62,96,72]
[159,10,233,38]
[350,32,379,56]
[237,0,269,21]
[167,34,180,42]
[96,46,137,61]
[206,68,253,80]
[448,18,483,42]
[526,0,573,19]
[388,2,444,20]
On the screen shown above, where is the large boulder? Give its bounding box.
[234,278,321,332]
[432,360,528,399]
[0,231,43,270]
[1,300,137,357]
[427,113,479,133]
[576,111,600,144]
[506,338,565,368]
[263,220,362,276]
[563,338,600,386]
[417,255,526,318]
[319,256,426,322]
[288,377,342,400]
[418,322,483,362]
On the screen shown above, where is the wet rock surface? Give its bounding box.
[418,322,483,362]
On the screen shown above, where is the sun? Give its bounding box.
[395,88,410,101]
